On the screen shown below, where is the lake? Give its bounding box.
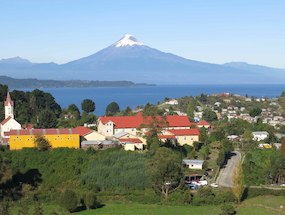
[36,84,285,116]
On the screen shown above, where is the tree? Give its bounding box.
[249,107,262,117]
[203,109,217,122]
[105,102,120,116]
[67,104,80,120]
[34,135,51,151]
[83,192,98,210]
[147,148,183,199]
[59,190,78,213]
[81,99,95,113]
[36,109,58,128]
[232,161,244,204]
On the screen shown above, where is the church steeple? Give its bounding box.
[5,91,14,119]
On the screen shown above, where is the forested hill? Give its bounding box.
[0,75,153,89]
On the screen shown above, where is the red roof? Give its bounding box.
[198,120,211,126]
[5,92,14,106]
[9,128,80,136]
[1,116,12,125]
[119,138,142,143]
[168,129,200,136]
[99,112,192,129]
[158,135,176,139]
[74,126,94,136]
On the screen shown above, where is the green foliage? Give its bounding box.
[249,107,262,117]
[243,149,278,185]
[147,148,183,198]
[10,89,61,125]
[105,102,120,116]
[82,150,149,192]
[142,103,164,116]
[81,99,95,113]
[203,109,217,122]
[34,135,51,151]
[83,192,98,209]
[0,154,11,185]
[36,109,58,128]
[245,187,285,199]
[59,189,78,212]
[220,203,235,215]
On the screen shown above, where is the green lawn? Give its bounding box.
[9,195,285,215]
[77,203,220,215]
[237,195,285,215]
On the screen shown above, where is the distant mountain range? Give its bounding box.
[0,76,152,89]
[1,34,285,84]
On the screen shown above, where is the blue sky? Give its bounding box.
[1,0,285,67]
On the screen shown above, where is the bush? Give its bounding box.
[244,187,285,199]
[83,192,98,210]
[220,203,235,215]
[59,190,78,213]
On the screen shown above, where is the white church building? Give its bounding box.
[0,92,21,144]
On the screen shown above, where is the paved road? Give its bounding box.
[216,151,241,187]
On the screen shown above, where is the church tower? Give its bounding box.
[4,91,14,119]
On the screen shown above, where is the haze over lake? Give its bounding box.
[24,84,285,116]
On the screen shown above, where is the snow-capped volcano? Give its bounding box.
[1,34,285,84]
[114,34,143,47]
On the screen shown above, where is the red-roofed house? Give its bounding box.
[168,129,200,146]
[197,120,211,129]
[98,112,192,137]
[75,126,106,141]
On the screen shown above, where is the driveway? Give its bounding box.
[216,151,241,187]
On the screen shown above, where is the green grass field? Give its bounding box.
[9,195,285,215]
[77,204,219,215]
[77,196,285,215]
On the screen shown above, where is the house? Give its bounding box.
[98,112,193,137]
[9,128,80,150]
[0,92,21,144]
[252,131,269,141]
[227,135,239,141]
[197,120,211,129]
[167,129,200,146]
[183,159,204,170]
[121,138,145,151]
[164,99,178,105]
[75,126,106,141]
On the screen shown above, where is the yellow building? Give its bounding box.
[9,128,80,150]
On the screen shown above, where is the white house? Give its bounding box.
[183,159,204,170]
[252,131,269,141]
[164,99,178,105]
[0,92,21,144]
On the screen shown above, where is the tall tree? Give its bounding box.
[147,148,183,199]
[232,161,244,204]
[203,109,218,122]
[36,109,58,128]
[81,99,95,113]
[105,102,120,116]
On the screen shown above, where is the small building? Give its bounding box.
[9,128,80,150]
[227,135,239,141]
[252,131,269,141]
[183,159,204,170]
[75,126,106,141]
[121,139,144,151]
[164,99,178,105]
[81,140,117,150]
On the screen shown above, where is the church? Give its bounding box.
[0,92,21,145]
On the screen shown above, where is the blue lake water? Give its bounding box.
[33,84,285,116]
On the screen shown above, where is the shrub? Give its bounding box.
[59,190,78,213]
[220,203,235,215]
[83,192,98,210]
